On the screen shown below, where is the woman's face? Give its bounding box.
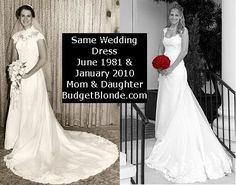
[169,8,181,26]
[19,9,33,29]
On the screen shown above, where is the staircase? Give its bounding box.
[120,152,136,184]
[213,113,236,154]
[120,70,236,184]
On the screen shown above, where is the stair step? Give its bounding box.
[120,152,127,166]
[120,163,136,179]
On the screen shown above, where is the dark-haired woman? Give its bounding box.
[146,2,232,183]
[4,5,118,184]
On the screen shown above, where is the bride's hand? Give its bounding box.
[162,67,173,76]
[159,70,165,75]
[22,73,30,79]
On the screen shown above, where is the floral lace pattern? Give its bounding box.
[146,141,232,183]
[18,31,39,41]
[12,26,44,43]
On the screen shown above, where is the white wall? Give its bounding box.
[222,0,236,90]
[120,0,133,33]
[120,0,167,90]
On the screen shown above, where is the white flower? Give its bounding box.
[11,75,17,80]
[8,60,26,109]
[19,71,24,75]
[12,70,18,75]
[16,75,22,80]
[12,81,17,86]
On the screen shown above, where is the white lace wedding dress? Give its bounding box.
[4,26,118,184]
[145,28,232,183]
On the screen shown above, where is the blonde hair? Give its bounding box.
[167,2,185,34]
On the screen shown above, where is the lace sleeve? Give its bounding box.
[12,32,20,44]
[35,32,45,41]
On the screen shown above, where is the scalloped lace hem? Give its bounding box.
[145,155,232,183]
[4,131,119,184]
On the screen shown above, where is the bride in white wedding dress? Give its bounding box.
[4,5,118,184]
[145,2,232,183]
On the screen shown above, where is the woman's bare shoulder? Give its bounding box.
[183,27,188,34]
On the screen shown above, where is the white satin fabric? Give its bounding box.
[4,26,118,184]
[145,28,232,183]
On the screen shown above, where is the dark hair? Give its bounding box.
[15,5,35,19]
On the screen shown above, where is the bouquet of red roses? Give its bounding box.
[152,55,170,71]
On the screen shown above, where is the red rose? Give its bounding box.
[152,55,170,70]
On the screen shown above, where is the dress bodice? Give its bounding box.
[163,28,182,65]
[12,26,44,72]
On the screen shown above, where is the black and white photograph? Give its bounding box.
[120,0,235,184]
[0,0,120,185]
[1,0,236,185]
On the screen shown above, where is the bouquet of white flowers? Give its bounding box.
[8,60,26,107]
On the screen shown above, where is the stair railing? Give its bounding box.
[193,70,235,157]
[120,103,149,184]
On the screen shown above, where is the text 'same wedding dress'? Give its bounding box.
[145,28,232,183]
[4,26,118,184]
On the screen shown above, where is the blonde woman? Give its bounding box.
[146,2,232,183]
